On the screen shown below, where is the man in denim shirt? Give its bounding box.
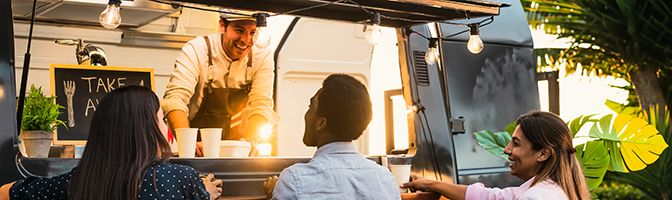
[264,74,401,200]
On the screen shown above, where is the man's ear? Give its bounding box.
[219,19,226,32]
[316,117,327,132]
[537,147,552,162]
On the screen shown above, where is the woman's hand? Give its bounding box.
[401,174,438,192]
[401,174,467,200]
[202,173,223,200]
[262,176,278,200]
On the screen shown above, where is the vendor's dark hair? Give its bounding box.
[68,86,171,200]
[219,18,230,27]
[317,74,372,141]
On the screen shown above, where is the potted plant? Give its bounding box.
[20,85,65,158]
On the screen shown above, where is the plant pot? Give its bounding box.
[19,130,53,158]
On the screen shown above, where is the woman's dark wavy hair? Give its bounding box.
[68,86,171,200]
[317,74,372,141]
[517,111,590,200]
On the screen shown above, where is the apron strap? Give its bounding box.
[245,48,253,85]
[204,36,214,92]
[204,36,214,66]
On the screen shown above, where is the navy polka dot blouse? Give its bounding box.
[9,163,209,200]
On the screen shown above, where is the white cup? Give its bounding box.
[387,155,413,193]
[200,128,223,157]
[175,128,198,158]
[390,164,412,193]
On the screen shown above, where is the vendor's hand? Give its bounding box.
[262,175,278,200]
[401,174,438,192]
[196,142,204,157]
[202,173,223,200]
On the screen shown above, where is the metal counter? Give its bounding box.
[18,156,384,198]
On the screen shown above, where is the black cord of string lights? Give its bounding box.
[406,16,494,41]
[150,0,445,24]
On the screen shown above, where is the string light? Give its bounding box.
[425,38,439,65]
[99,0,122,29]
[364,12,383,45]
[253,13,271,48]
[467,24,484,54]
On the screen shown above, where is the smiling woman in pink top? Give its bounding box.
[402,111,590,200]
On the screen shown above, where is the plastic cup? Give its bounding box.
[387,155,413,193]
[200,128,223,157]
[175,128,198,158]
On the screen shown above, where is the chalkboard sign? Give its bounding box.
[50,64,155,145]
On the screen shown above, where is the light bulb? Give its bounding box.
[425,47,439,65]
[467,35,484,54]
[467,24,484,54]
[254,26,271,48]
[365,25,383,45]
[99,3,121,29]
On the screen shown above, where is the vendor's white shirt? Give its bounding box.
[162,33,275,122]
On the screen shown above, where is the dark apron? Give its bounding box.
[190,35,253,140]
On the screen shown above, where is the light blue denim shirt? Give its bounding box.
[272,142,401,200]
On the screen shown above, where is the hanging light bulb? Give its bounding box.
[364,12,382,45]
[253,13,271,48]
[99,0,122,29]
[467,24,484,54]
[424,38,439,65]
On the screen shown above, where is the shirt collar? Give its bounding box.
[314,142,358,157]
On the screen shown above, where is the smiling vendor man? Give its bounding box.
[162,10,274,155]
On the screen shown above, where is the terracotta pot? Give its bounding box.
[20,130,53,158]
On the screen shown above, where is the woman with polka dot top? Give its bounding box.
[0,86,222,200]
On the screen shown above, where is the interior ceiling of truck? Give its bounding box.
[167,0,509,27]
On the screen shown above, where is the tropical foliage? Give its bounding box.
[521,0,672,110]
[605,106,672,200]
[21,85,65,131]
[474,109,669,192]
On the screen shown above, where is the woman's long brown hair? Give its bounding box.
[68,86,172,200]
[517,111,591,200]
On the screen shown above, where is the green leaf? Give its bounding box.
[605,99,640,116]
[568,114,597,138]
[474,130,512,160]
[576,140,610,190]
[504,121,517,135]
[588,114,669,172]
[20,84,65,131]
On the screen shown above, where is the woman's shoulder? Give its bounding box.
[9,172,73,200]
[519,180,568,200]
[152,162,200,177]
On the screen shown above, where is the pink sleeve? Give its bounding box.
[466,183,520,200]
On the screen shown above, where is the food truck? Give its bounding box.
[0,0,540,198]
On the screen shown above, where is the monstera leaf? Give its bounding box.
[568,114,597,138]
[474,130,511,160]
[589,114,669,172]
[575,140,610,190]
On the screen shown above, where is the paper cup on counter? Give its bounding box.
[387,155,413,193]
[220,140,252,157]
[200,128,222,157]
[175,128,198,158]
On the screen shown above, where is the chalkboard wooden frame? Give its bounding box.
[50,64,155,145]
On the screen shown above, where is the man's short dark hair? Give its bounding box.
[317,74,372,141]
[220,18,230,27]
